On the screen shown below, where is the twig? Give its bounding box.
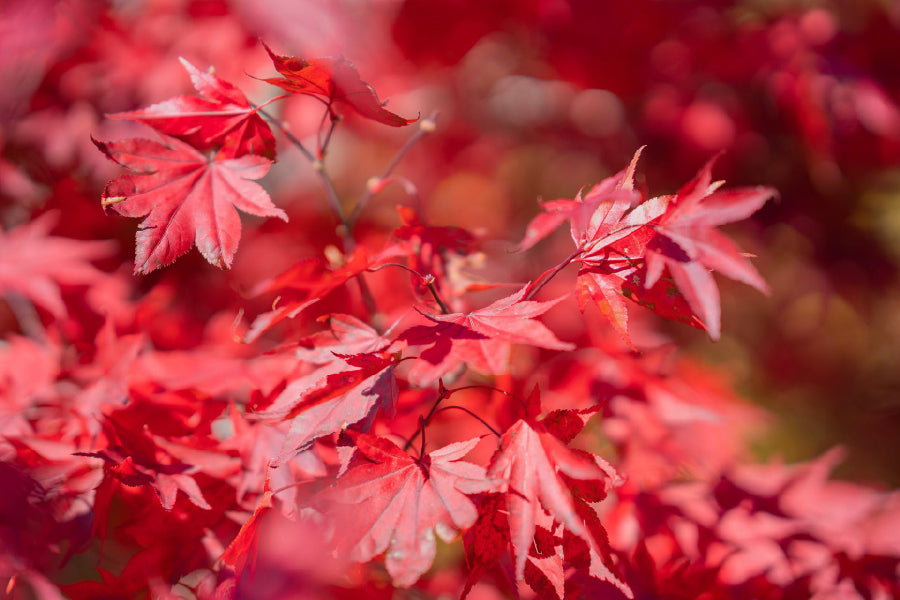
[259,107,376,315]
[433,406,500,438]
[258,107,348,226]
[348,112,437,227]
[524,249,583,301]
[404,385,447,452]
[366,263,450,314]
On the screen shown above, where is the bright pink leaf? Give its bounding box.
[323,434,496,587]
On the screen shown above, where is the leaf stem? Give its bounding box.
[404,385,447,452]
[366,263,450,314]
[524,248,583,301]
[319,113,341,158]
[446,384,529,412]
[348,111,437,227]
[433,406,500,438]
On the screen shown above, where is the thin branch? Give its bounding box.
[446,384,529,412]
[404,387,446,452]
[319,114,341,158]
[258,107,348,226]
[524,248,583,301]
[348,112,437,227]
[259,107,377,316]
[423,275,450,314]
[433,406,501,438]
[366,263,450,314]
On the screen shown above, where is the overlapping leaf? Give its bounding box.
[642,158,776,339]
[252,353,399,464]
[109,58,276,159]
[400,285,573,385]
[0,213,113,317]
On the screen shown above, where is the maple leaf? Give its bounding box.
[109,58,277,159]
[642,157,776,340]
[94,134,287,274]
[65,319,143,438]
[0,213,113,317]
[252,353,399,464]
[322,434,496,587]
[524,513,566,600]
[461,493,513,599]
[575,260,700,343]
[514,147,645,253]
[515,149,678,343]
[485,389,622,583]
[400,285,574,386]
[291,313,391,363]
[262,43,417,127]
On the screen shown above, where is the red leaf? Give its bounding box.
[221,483,274,578]
[291,314,391,363]
[486,417,620,580]
[252,354,399,465]
[514,147,646,253]
[323,434,496,587]
[94,135,287,274]
[262,43,416,127]
[109,58,277,159]
[401,285,573,386]
[643,158,776,339]
[577,262,703,343]
[462,493,512,598]
[244,249,373,342]
[0,213,112,317]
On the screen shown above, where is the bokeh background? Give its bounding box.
[2,0,899,492]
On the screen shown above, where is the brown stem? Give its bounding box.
[348,112,437,227]
[366,263,450,314]
[258,108,348,226]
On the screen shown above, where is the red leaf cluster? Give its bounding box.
[1,3,899,600]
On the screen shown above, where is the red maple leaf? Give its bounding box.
[400,285,574,386]
[94,134,287,274]
[252,353,399,464]
[643,158,776,339]
[485,389,623,583]
[516,148,681,343]
[262,43,417,127]
[291,313,391,363]
[322,434,496,587]
[514,147,646,254]
[109,58,277,159]
[0,212,113,317]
